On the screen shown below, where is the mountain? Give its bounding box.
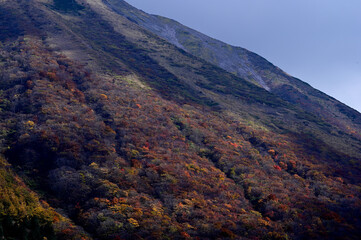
[104,0,361,144]
[0,0,360,239]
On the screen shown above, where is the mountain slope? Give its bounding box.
[83,0,361,167]
[0,0,360,239]
[104,0,361,141]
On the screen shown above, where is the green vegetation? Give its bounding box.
[53,0,84,12]
[0,157,56,240]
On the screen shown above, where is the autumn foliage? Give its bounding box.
[0,36,360,240]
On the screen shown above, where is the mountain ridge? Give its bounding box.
[105,0,361,132]
[87,0,361,160]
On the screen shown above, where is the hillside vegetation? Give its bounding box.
[0,0,360,239]
[104,0,361,145]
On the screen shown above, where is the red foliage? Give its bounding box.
[273,165,282,171]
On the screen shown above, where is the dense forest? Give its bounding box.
[0,0,360,239]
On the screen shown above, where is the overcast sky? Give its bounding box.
[126,0,361,112]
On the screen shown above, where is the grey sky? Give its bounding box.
[126,0,361,112]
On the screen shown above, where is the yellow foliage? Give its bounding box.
[258,218,271,226]
[240,208,247,214]
[110,204,132,214]
[186,163,200,172]
[151,206,163,216]
[250,210,262,217]
[131,149,139,157]
[185,223,195,229]
[128,218,140,227]
[133,207,143,217]
[0,156,58,225]
[25,120,35,129]
[216,173,225,181]
[89,162,99,168]
[100,94,108,100]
